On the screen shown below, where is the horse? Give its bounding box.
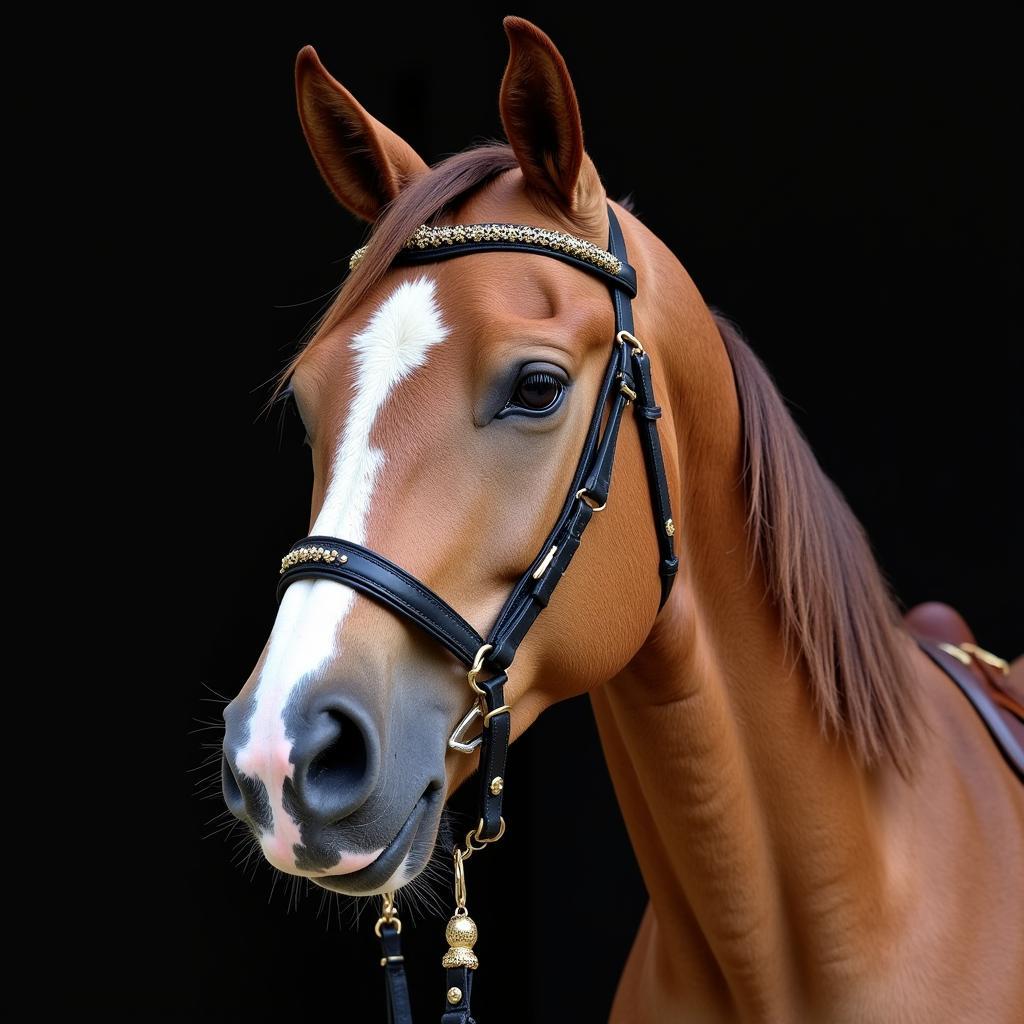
[221,16,1024,1023]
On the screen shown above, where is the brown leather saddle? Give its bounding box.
[906,603,1023,783]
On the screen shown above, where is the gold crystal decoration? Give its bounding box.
[664,518,676,537]
[349,222,623,276]
[447,987,463,1005]
[442,912,479,970]
[279,546,348,574]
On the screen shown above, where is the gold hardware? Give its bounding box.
[380,955,404,966]
[441,942,479,970]
[447,987,463,1005]
[280,546,347,574]
[449,702,484,753]
[374,891,401,937]
[616,329,645,356]
[453,846,469,909]
[489,776,504,796]
[575,487,607,512]
[483,704,511,727]
[619,381,637,402]
[443,848,480,970]
[350,222,623,276]
[532,545,558,579]
[938,642,973,666]
[960,642,1011,676]
[664,518,675,537]
[467,644,495,696]
[464,816,506,855]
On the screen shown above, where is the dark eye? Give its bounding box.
[515,371,562,409]
[498,368,567,418]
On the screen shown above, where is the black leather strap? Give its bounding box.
[379,922,413,1024]
[629,346,679,608]
[440,967,476,1024]
[277,538,484,667]
[392,240,637,298]
[605,207,678,609]
[475,673,510,841]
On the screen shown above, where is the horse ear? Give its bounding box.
[499,17,605,229]
[295,45,429,222]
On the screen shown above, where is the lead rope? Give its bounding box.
[375,647,509,1024]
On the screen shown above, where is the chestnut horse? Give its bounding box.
[221,16,1023,1023]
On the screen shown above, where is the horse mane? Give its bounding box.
[712,309,924,780]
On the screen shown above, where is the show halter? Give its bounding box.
[276,205,677,1023]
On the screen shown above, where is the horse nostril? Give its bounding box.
[221,755,245,819]
[292,700,377,823]
[308,708,368,794]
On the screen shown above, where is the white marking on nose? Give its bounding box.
[235,276,449,869]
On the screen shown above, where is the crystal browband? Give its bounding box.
[349,222,623,276]
[279,545,348,574]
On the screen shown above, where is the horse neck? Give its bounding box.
[590,243,909,1016]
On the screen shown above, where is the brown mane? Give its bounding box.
[267,140,923,780]
[713,309,924,779]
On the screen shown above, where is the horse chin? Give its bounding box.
[307,783,444,897]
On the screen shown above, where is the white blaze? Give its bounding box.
[236,276,448,869]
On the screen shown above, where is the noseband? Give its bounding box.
[276,205,676,1023]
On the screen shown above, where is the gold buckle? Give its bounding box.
[616,329,645,356]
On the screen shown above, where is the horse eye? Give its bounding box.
[512,371,563,412]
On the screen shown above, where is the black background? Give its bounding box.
[91,9,1020,1020]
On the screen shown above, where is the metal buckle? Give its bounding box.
[448,702,484,753]
[616,329,645,356]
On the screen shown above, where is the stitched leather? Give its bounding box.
[379,922,413,1024]
[475,673,510,840]
[277,537,484,667]
[392,241,637,298]
[485,339,626,656]
[916,638,1024,782]
[630,347,678,608]
[582,385,631,505]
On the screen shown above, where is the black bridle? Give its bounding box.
[275,204,676,1024]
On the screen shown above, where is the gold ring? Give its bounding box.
[575,488,607,512]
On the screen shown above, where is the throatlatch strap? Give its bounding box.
[606,207,678,608]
